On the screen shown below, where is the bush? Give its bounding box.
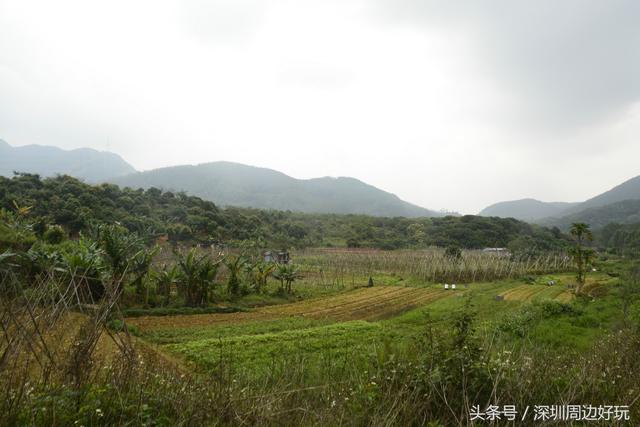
[498,300,579,337]
[444,245,462,260]
[43,225,66,244]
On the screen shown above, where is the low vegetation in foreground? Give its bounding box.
[0,194,639,426]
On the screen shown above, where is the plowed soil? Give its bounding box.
[129,286,452,332]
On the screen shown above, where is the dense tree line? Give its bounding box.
[596,222,640,255]
[544,199,640,230]
[0,173,569,251]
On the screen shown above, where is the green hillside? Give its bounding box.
[0,173,567,251]
[110,161,443,218]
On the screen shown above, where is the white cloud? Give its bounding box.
[1,0,640,213]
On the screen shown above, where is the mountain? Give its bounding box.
[479,198,579,221]
[0,139,136,182]
[481,174,640,226]
[541,199,640,230]
[110,161,444,217]
[539,175,640,229]
[563,175,640,214]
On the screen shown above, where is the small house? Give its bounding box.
[276,251,290,265]
[263,251,274,263]
[482,248,511,257]
[263,250,290,264]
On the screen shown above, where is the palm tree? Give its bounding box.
[94,224,145,294]
[569,222,594,295]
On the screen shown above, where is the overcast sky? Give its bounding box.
[1,0,639,214]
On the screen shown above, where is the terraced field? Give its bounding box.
[498,284,568,301]
[129,285,453,332]
[128,275,609,378]
[260,286,451,320]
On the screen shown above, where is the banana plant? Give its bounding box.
[250,261,275,293]
[224,254,247,296]
[154,264,180,306]
[273,264,302,294]
[176,249,221,306]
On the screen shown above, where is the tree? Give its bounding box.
[176,249,221,306]
[250,261,275,293]
[94,224,145,295]
[131,245,160,299]
[61,238,106,302]
[224,254,246,296]
[621,264,640,324]
[273,264,302,294]
[155,264,180,306]
[569,222,594,295]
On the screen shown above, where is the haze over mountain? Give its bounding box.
[110,162,445,218]
[541,199,640,230]
[481,174,640,229]
[0,140,135,182]
[479,199,579,222]
[562,175,640,214]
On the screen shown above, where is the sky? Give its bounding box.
[1,0,640,214]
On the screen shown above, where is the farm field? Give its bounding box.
[4,227,638,426]
[129,270,621,381]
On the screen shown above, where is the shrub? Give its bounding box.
[444,245,462,260]
[43,225,66,244]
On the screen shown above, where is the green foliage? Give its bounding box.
[0,207,36,251]
[248,261,275,293]
[106,318,141,336]
[498,300,580,337]
[273,264,302,293]
[570,222,595,294]
[224,254,246,296]
[443,245,462,260]
[176,249,221,306]
[0,174,570,250]
[60,237,106,302]
[550,199,640,231]
[42,224,66,244]
[597,222,640,255]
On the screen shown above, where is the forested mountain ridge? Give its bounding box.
[0,174,569,251]
[0,139,135,182]
[110,161,445,218]
[480,174,640,228]
[542,199,640,230]
[563,175,640,214]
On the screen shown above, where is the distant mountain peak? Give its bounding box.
[0,140,136,182]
